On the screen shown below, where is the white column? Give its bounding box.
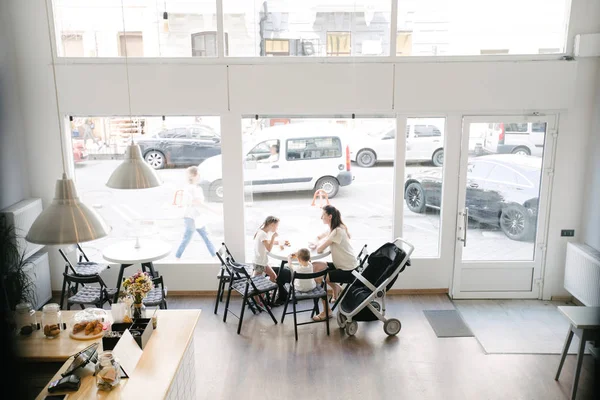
[220,113,246,261]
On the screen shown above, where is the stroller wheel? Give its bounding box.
[337,312,347,328]
[345,321,358,336]
[370,301,381,312]
[383,318,401,336]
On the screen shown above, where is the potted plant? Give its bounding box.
[0,216,36,313]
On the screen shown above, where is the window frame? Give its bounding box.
[117,32,144,57]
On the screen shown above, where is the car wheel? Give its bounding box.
[511,147,531,156]
[209,180,224,203]
[432,149,444,167]
[500,205,533,241]
[405,182,426,213]
[144,150,166,170]
[315,177,339,198]
[356,149,376,168]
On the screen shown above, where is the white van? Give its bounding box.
[482,122,546,157]
[198,123,353,201]
[349,118,445,167]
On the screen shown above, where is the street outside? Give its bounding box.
[75,159,535,264]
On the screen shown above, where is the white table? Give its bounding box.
[555,306,600,400]
[267,238,331,266]
[102,238,172,301]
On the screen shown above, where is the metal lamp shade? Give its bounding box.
[106,144,162,189]
[26,175,111,245]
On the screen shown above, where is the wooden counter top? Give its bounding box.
[16,311,103,362]
[33,309,201,400]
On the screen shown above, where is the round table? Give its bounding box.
[267,238,331,266]
[102,238,172,301]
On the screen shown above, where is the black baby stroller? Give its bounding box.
[336,238,413,336]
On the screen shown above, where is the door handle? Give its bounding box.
[271,165,279,169]
[458,208,468,247]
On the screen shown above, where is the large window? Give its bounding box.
[52,0,569,58]
[238,117,395,262]
[52,0,217,57]
[402,118,446,257]
[224,1,392,57]
[397,0,569,56]
[70,116,223,263]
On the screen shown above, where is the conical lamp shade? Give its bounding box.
[26,174,111,245]
[106,144,162,189]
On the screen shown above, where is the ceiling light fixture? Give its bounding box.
[106,0,162,189]
[26,0,111,245]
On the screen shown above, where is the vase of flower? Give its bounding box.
[122,271,153,320]
[132,301,146,319]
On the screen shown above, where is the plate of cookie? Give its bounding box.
[69,308,111,340]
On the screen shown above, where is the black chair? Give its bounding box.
[280,268,330,341]
[214,242,253,314]
[63,272,116,310]
[331,244,369,312]
[58,245,110,309]
[223,260,278,335]
[143,274,168,310]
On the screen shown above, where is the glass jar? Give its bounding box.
[41,303,62,339]
[15,302,36,336]
[95,351,121,391]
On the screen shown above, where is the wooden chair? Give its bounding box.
[63,272,116,310]
[214,242,253,314]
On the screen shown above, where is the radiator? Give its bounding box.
[0,198,44,260]
[24,251,52,310]
[564,242,600,306]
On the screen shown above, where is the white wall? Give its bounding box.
[581,64,600,251]
[0,0,29,210]
[6,0,600,298]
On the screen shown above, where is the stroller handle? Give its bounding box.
[392,237,415,257]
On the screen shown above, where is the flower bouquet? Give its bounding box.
[122,271,153,319]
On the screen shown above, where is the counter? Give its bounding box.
[16,309,201,400]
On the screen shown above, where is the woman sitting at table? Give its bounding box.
[311,205,357,321]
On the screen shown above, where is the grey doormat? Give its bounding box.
[423,310,474,338]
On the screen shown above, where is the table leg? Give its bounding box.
[556,325,574,380]
[571,329,589,400]
[142,262,157,278]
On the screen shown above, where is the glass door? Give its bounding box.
[451,115,557,299]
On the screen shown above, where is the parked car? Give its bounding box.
[198,123,353,201]
[349,118,445,167]
[482,122,546,157]
[404,154,542,241]
[72,139,87,163]
[137,125,221,169]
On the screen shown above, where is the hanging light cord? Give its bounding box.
[120,0,134,144]
[44,0,67,174]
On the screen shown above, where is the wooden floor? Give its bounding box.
[24,294,598,400]
[187,294,598,400]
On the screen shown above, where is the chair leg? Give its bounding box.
[571,330,589,400]
[59,279,68,310]
[237,285,250,335]
[281,289,292,323]
[223,285,233,323]
[324,296,330,336]
[214,278,223,315]
[263,297,278,325]
[311,299,319,318]
[555,326,574,380]
[292,292,298,341]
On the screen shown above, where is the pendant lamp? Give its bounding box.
[106,0,162,189]
[26,1,110,245]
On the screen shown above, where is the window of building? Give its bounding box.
[241,117,394,261]
[71,116,223,263]
[192,32,229,57]
[61,33,85,57]
[396,32,412,56]
[264,39,290,56]
[118,32,144,57]
[327,32,351,56]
